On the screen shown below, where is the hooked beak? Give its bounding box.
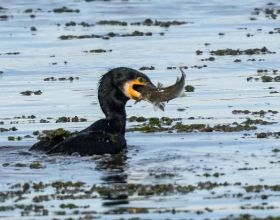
[123,78,156,100]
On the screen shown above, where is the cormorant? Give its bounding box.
[29,67,157,156]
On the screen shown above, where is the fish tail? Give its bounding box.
[179,67,187,79]
[153,101,165,111]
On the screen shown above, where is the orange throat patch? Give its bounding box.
[123,79,146,100]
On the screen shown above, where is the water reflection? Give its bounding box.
[93,150,130,207]
[94,150,128,183]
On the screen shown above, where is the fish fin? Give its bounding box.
[153,102,165,111]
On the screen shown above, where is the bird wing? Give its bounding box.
[47,131,126,156]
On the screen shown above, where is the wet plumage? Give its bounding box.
[30,67,156,155]
[30,67,184,156]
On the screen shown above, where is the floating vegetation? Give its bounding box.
[59,30,154,40]
[247,69,280,82]
[232,110,278,116]
[201,56,215,61]
[0,52,20,55]
[139,66,155,71]
[0,15,8,21]
[96,20,128,26]
[1,180,231,201]
[24,8,33,13]
[185,85,195,92]
[272,148,280,153]
[95,18,189,28]
[43,76,79,81]
[56,116,87,123]
[268,27,280,34]
[256,131,280,139]
[7,135,33,141]
[83,49,112,53]
[252,4,280,20]
[244,184,280,193]
[196,50,203,55]
[1,180,278,218]
[8,136,21,141]
[20,90,42,96]
[127,117,273,133]
[36,128,73,141]
[201,172,225,178]
[65,21,93,27]
[210,47,275,56]
[53,6,80,13]
[130,18,189,28]
[30,26,37,31]
[29,162,45,169]
[0,127,17,132]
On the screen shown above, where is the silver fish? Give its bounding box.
[136,68,186,111]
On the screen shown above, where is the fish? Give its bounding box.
[136,67,186,111]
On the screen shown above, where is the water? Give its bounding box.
[0,0,280,219]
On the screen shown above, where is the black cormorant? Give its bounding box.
[29,67,157,156]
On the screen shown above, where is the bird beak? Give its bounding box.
[123,78,148,100]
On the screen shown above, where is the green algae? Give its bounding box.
[20,90,42,96]
[54,210,66,215]
[32,182,47,191]
[210,47,275,56]
[44,76,79,81]
[131,18,188,27]
[97,20,128,26]
[33,195,50,203]
[33,131,40,135]
[37,128,73,141]
[29,162,45,169]
[0,127,17,132]
[56,116,87,123]
[244,185,280,193]
[65,21,93,27]
[127,117,270,133]
[232,110,278,116]
[51,181,85,190]
[15,163,27,167]
[272,148,280,153]
[247,69,280,83]
[185,85,195,92]
[53,7,79,13]
[59,31,155,40]
[139,66,155,71]
[60,203,79,209]
[83,49,112,53]
[8,136,15,141]
[256,132,280,139]
[0,180,279,218]
[202,172,225,178]
[0,206,15,211]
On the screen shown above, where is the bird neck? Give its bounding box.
[98,88,128,134]
[102,99,127,134]
[107,105,127,132]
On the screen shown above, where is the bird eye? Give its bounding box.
[137,77,146,83]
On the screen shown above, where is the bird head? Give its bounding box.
[106,67,157,101]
